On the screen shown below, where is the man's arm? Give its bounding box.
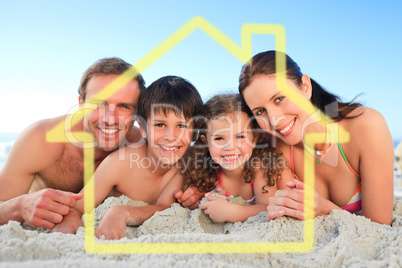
[0,121,81,228]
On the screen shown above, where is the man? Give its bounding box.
[0,58,145,229]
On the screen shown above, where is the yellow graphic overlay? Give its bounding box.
[46,16,349,254]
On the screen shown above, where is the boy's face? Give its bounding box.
[142,110,193,166]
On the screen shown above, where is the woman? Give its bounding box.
[238,50,394,225]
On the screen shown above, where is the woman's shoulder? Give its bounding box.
[343,107,387,132]
[341,107,391,149]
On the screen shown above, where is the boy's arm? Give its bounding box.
[52,151,125,234]
[95,171,183,240]
[0,122,81,228]
[174,186,205,210]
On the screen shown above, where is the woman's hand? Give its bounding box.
[266,179,336,221]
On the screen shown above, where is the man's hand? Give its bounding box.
[52,208,83,234]
[174,186,204,210]
[20,189,83,229]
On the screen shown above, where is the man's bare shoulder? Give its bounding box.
[0,115,81,193]
[5,116,70,170]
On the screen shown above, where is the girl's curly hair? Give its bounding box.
[178,94,284,194]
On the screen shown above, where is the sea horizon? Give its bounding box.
[0,132,401,197]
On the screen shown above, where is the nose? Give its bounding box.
[260,107,283,131]
[101,104,117,125]
[224,136,237,150]
[164,127,179,142]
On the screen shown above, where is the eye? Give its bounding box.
[274,96,285,103]
[155,123,165,128]
[178,124,187,129]
[214,137,223,141]
[119,104,129,109]
[236,135,245,139]
[255,108,266,116]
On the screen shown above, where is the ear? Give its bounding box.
[301,74,312,100]
[78,96,84,107]
[200,134,207,144]
[137,119,147,139]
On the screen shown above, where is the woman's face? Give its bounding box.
[243,74,312,146]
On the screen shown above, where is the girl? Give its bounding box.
[238,50,394,225]
[180,94,293,223]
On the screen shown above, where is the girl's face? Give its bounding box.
[243,74,312,146]
[205,111,255,171]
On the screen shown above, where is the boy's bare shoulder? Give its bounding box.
[102,141,148,168]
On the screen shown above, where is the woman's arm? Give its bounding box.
[354,108,394,225]
[265,162,340,221]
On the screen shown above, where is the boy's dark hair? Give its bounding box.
[136,76,203,132]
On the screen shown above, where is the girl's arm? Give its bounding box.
[94,170,183,240]
[200,194,267,223]
[200,169,272,223]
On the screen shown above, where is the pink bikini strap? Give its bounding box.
[290,145,295,174]
[290,146,300,181]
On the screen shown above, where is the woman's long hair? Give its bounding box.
[238,50,363,121]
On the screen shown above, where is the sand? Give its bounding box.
[1,195,402,267]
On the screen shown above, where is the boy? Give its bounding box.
[53,76,203,240]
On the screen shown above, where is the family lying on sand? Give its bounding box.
[0,51,394,240]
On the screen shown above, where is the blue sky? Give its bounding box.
[1,1,401,142]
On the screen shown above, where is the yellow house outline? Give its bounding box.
[46,16,349,254]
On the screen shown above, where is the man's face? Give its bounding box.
[80,74,141,152]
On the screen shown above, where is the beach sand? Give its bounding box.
[1,195,401,267]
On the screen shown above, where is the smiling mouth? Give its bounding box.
[277,118,296,135]
[100,128,120,134]
[222,154,240,161]
[159,145,180,152]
